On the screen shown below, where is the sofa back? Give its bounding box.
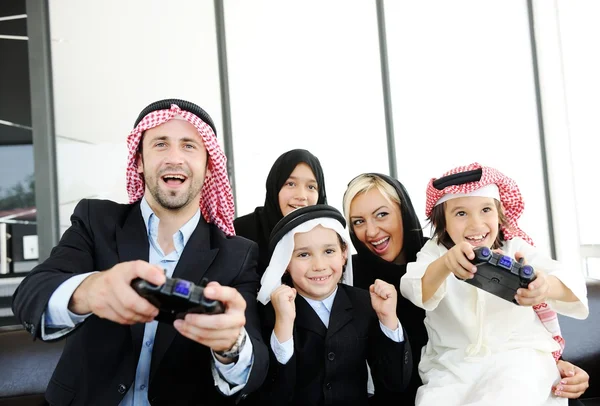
[559,279,600,400]
[0,326,64,406]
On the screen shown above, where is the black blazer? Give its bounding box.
[11,199,269,406]
[233,212,271,277]
[256,284,412,406]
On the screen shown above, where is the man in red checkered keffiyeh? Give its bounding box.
[400,162,588,405]
[10,98,269,404]
[126,100,235,236]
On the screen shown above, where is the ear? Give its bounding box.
[136,152,144,174]
[342,245,348,264]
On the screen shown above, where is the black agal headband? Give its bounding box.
[269,205,346,254]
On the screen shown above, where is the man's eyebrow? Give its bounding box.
[180,137,200,144]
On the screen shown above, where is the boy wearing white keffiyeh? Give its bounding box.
[254,204,412,405]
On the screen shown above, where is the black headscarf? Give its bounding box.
[346,173,427,405]
[233,149,327,276]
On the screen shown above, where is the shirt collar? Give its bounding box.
[140,197,201,251]
[301,286,338,313]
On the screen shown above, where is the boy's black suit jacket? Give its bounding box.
[257,283,412,405]
[11,199,268,406]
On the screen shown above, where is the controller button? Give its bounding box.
[521,265,534,276]
[498,255,512,269]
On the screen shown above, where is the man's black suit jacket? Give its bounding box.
[256,284,412,405]
[11,199,269,406]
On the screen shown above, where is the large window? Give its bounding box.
[0,0,37,327]
[384,1,552,252]
[225,0,390,215]
[556,0,600,277]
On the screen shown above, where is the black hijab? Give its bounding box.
[233,149,327,276]
[346,173,427,405]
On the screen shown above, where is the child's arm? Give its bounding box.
[421,241,477,302]
[255,286,298,404]
[514,259,578,305]
[401,240,478,308]
[271,285,296,360]
[370,279,400,330]
[401,239,447,310]
[368,280,412,392]
[510,239,588,319]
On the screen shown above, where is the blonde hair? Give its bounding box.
[343,174,402,228]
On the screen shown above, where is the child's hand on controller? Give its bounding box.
[513,252,550,306]
[444,241,477,280]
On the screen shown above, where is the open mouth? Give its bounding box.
[465,233,489,246]
[308,274,332,283]
[370,236,390,254]
[161,174,187,188]
[288,204,306,211]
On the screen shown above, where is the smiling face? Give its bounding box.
[137,118,208,213]
[349,188,404,263]
[287,225,347,301]
[278,163,319,216]
[444,196,500,248]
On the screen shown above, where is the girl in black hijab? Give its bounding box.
[343,173,427,405]
[234,149,327,276]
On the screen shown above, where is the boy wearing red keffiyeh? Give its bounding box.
[12,99,268,406]
[400,162,588,406]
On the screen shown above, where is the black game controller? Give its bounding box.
[131,276,225,324]
[465,246,536,304]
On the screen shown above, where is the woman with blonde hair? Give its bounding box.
[343,173,427,404]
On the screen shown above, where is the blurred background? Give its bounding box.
[0,0,598,327]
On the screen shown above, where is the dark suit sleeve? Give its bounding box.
[257,349,297,404]
[11,199,96,340]
[367,315,413,393]
[230,242,270,401]
[251,303,296,405]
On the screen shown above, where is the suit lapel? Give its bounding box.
[150,219,218,383]
[116,203,150,362]
[326,285,354,339]
[295,295,327,338]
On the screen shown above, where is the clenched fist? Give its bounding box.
[271,285,297,343]
[369,279,399,330]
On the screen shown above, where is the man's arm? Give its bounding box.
[173,242,269,398]
[12,199,97,339]
[41,272,96,340]
[12,199,165,340]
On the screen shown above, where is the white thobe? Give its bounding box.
[400,237,588,406]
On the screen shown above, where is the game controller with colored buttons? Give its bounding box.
[465,246,536,304]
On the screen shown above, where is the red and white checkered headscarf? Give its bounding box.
[426,162,565,361]
[125,103,235,236]
[425,162,533,245]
